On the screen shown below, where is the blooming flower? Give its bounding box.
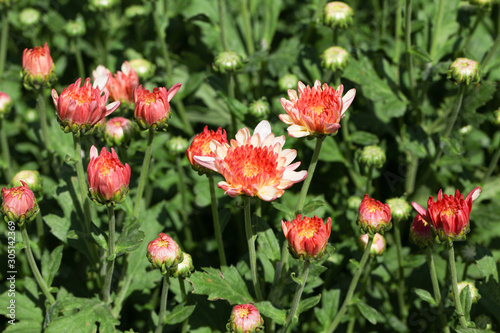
[282,214,332,260]
[358,194,392,235]
[98,61,139,106]
[411,187,481,242]
[0,91,12,117]
[279,80,356,138]
[1,181,39,224]
[134,83,181,131]
[147,233,183,275]
[409,214,433,248]
[194,120,307,201]
[186,126,228,175]
[227,304,264,333]
[358,233,386,256]
[51,77,120,134]
[22,42,57,89]
[87,146,131,205]
[104,117,135,146]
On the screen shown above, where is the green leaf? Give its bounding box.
[44,214,70,243]
[219,93,247,121]
[164,304,196,325]
[45,297,119,333]
[271,201,294,221]
[0,288,43,332]
[115,217,145,256]
[91,222,108,251]
[255,301,286,325]
[456,329,495,333]
[303,199,325,215]
[354,301,385,325]
[41,245,64,288]
[187,265,254,305]
[459,285,473,322]
[305,136,344,163]
[350,131,380,146]
[297,294,321,315]
[257,223,281,262]
[314,289,340,330]
[474,245,499,282]
[194,175,211,207]
[414,288,436,306]
[409,45,432,62]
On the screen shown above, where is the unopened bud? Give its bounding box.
[227,304,264,333]
[249,98,270,118]
[451,281,480,303]
[172,252,194,278]
[358,233,386,256]
[447,58,480,85]
[323,2,354,29]
[213,51,243,74]
[105,117,135,146]
[279,74,299,91]
[475,314,494,330]
[357,194,392,235]
[64,16,86,38]
[359,145,386,169]
[321,46,349,72]
[386,197,411,223]
[89,0,119,11]
[10,170,43,196]
[347,195,362,210]
[128,58,155,80]
[125,5,147,19]
[19,8,41,26]
[166,136,189,155]
[0,92,12,118]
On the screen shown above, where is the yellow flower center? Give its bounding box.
[310,105,325,115]
[67,89,93,105]
[441,208,457,217]
[237,308,250,319]
[142,92,158,106]
[296,219,320,239]
[224,145,280,185]
[156,239,169,248]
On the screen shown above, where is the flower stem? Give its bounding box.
[405,0,416,102]
[327,235,374,333]
[72,134,91,234]
[393,0,403,72]
[0,11,8,82]
[0,118,12,181]
[176,156,193,248]
[208,174,227,266]
[429,0,445,61]
[243,196,263,301]
[482,133,500,183]
[447,240,468,329]
[155,274,170,333]
[133,129,155,220]
[102,205,116,305]
[281,260,311,332]
[71,38,85,79]
[217,0,229,51]
[393,219,407,321]
[365,164,374,195]
[482,33,500,68]
[37,90,52,152]
[179,276,189,333]
[240,0,255,55]
[20,222,56,304]
[426,248,450,333]
[295,136,325,215]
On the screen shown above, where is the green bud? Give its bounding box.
[386,197,411,223]
[451,281,480,303]
[321,46,350,72]
[249,98,270,118]
[278,74,299,91]
[493,108,500,126]
[475,314,494,330]
[166,136,189,155]
[10,170,43,195]
[323,1,354,29]
[171,252,194,278]
[128,58,156,80]
[19,8,41,26]
[213,51,243,73]
[64,16,86,38]
[347,195,362,210]
[358,145,386,169]
[125,5,147,19]
[447,58,480,85]
[89,0,119,11]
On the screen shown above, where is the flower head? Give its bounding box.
[186,126,228,175]
[450,281,481,303]
[51,77,120,134]
[87,146,131,206]
[386,197,412,223]
[358,233,386,256]
[409,214,434,248]
[22,43,56,89]
[134,84,181,131]
[147,233,183,275]
[358,145,386,169]
[321,46,350,72]
[322,1,354,29]
[107,61,139,106]
[227,304,264,333]
[1,181,39,224]
[129,58,156,80]
[282,214,332,260]
[171,252,194,278]
[279,74,299,91]
[411,187,481,242]
[104,117,135,146]
[213,51,243,73]
[10,170,43,196]
[194,121,307,201]
[358,194,392,235]
[279,80,356,138]
[0,91,12,118]
[447,58,480,85]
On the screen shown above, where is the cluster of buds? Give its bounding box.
[213,51,244,73]
[186,126,228,175]
[357,194,392,235]
[281,214,332,261]
[358,233,386,256]
[134,83,181,131]
[22,43,57,90]
[227,304,264,333]
[447,58,480,85]
[1,181,39,225]
[0,91,12,118]
[147,233,193,277]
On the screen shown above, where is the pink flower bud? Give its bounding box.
[0,91,12,117]
[358,233,386,256]
[357,194,392,235]
[409,214,434,248]
[227,304,264,333]
[1,181,39,224]
[147,233,183,275]
[22,42,57,89]
[282,214,332,260]
[104,117,135,146]
[186,126,228,175]
[107,61,139,106]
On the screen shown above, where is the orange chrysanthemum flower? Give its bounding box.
[194,120,307,201]
[279,80,356,137]
[186,126,228,175]
[282,214,332,260]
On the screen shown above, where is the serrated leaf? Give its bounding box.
[41,245,64,288]
[297,294,321,315]
[91,222,108,251]
[314,289,340,330]
[414,288,436,306]
[44,214,70,243]
[255,301,286,325]
[409,45,432,62]
[187,265,254,304]
[350,131,380,146]
[355,301,385,325]
[256,219,281,262]
[0,289,43,332]
[303,200,325,215]
[474,245,498,282]
[115,217,145,256]
[164,304,196,325]
[271,201,294,221]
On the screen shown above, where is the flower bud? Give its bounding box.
[347,195,362,210]
[475,314,494,330]
[134,84,181,131]
[89,0,119,11]
[358,233,386,256]
[129,58,156,80]
[1,181,39,224]
[409,214,434,248]
[10,170,43,196]
[357,194,392,235]
[107,61,140,107]
[386,197,411,223]
[321,46,350,72]
[0,91,12,118]
[447,58,480,85]
[227,304,264,333]
[450,281,480,303]
[278,74,299,91]
[460,242,477,264]
[64,16,86,38]
[19,8,41,26]
[323,2,354,29]
[104,117,135,146]
[22,43,57,90]
[87,146,131,205]
[213,51,243,74]
[171,252,194,278]
[147,233,183,275]
[248,98,270,118]
[125,5,147,19]
[166,136,189,155]
[358,145,386,169]
[282,214,332,261]
[186,126,228,175]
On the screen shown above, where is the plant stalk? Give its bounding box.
[155,274,170,333]
[405,0,416,102]
[482,133,500,183]
[133,129,155,219]
[0,11,8,82]
[426,248,450,333]
[281,260,311,332]
[393,219,407,321]
[102,205,116,304]
[243,196,263,301]
[447,240,468,329]
[208,174,227,266]
[0,118,12,181]
[217,0,229,51]
[240,0,255,55]
[429,0,445,61]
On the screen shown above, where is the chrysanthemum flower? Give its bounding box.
[358,194,392,235]
[186,126,228,175]
[409,214,433,248]
[104,117,135,146]
[282,214,332,260]
[1,181,39,224]
[194,120,307,201]
[22,42,56,89]
[147,233,183,275]
[227,304,264,333]
[133,84,181,131]
[106,61,139,106]
[411,187,481,242]
[279,80,355,138]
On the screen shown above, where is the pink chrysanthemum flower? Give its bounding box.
[186,126,228,175]
[279,80,356,138]
[227,304,264,333]
[147,233,183,275]
[282,214,332,260]
[358,194,392,235]
[194,120,307,201]
[1,181,39,224]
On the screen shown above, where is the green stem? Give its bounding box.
[295,136,325,215]
[217,0,229,51]
[72,134,91,234]
[179,277,189,333]
[35,213,44,249]
[482,134,500,183]
[0,10,8,82]
[462,12,483,53]
[429,0,445,61]
[155,274,170,333]
[426,248,450,333]
[176,156,193,247]
[37,90,52,151]
[72,38,85,79]
[393,219,407,321]
[482,32,500,71]
[302,0,328,44]
[365,164,374,195]
[327,235,374,333]
[102,205,116,304]
[133,129,155,219]
[393,0,403,66]
[405,0,416,102]
[208,174,227,266]
[0,118,12,181]
[404,153,418,195]
[243,196,263,301]
[281,261,311,332]
[20,222,56,304]
[447,240,468,329]
[240,0,255,55]
[228,73,237,138]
